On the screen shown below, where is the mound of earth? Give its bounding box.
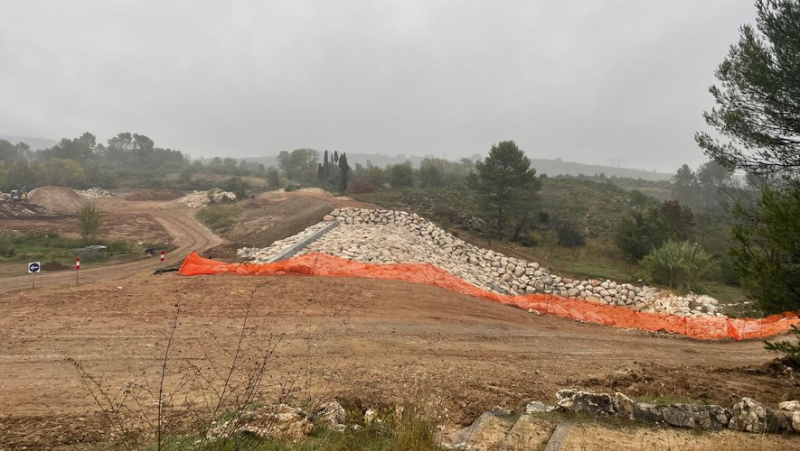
[124,189,185,201]
[26,186,88,213]
[0,201,51,218]
[41,261,69,271]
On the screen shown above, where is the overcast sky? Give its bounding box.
[0,0,756,171]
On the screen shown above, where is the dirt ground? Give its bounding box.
[0,195,222,291]
[2,189,799,449]
[1,272,798,448]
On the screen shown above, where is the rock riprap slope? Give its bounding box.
[238,208,723,318]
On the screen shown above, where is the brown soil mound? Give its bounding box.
[27,186,87,213]
[124,189,185,201]
[0,201,51,218]
[41,261,69,271]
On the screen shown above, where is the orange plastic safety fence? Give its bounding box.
[179,251,800,341]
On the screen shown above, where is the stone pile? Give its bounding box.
[237,221,334,261]
[553,389,800,433]
[177,188,237,208]
[76,187,114,199]
[238,207,724,317]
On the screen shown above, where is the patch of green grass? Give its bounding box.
[196,204,245,235]
[0,232,141,265]
[530,243,640,283]
[154,412,441,451]
[353,188,478,220]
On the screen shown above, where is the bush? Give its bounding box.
[285,183,301,192]
[347,178,378,194]
[514,234,537,247]
[641,240,716,291]
[0,234,15,257]
[432,204,460,223]
[615,207,669,261]
[717,253,741,286]
[196,204,244,234]
[537,211,550,224]
[77,203,102,245]
[556,222,585,247]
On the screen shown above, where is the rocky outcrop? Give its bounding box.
[779,401,800,433]
[315,401,347,431]
[208,404,313,441]
[548,391,797,434]
[729,397,791,433]
[178,188,236,208]
[614,393,731,430]
[555,390,617,416]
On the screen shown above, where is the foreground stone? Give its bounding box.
[614,393,730,430]
[316,401,347,430]
[209,404,313,441]
[555,390,616,417]
[729,397,791,433]
[550,390,797,434]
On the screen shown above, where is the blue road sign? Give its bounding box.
[28,262,41,274]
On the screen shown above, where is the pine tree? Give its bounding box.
[470,141,541,238]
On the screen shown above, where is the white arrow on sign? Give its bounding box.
[28,262,41,274]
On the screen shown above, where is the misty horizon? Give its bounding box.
[1,1,756,172]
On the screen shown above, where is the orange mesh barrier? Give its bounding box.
[179,251,800,341]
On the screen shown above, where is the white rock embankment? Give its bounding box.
[238,207,724,318]
[178,188,237,209]
[76,187,114,199]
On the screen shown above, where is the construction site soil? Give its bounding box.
[2,189,798,449]
[1,274,798,448]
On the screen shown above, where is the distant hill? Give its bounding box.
[528,158,671,181]
[241,153,672,181]
[0,135,58,150]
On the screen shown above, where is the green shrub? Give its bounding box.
[0,234,15,257]
[348,178,378,194]
[196,204,244,234]
[556,221,585,247]
[641,240,716,291]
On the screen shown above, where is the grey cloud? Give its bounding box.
[0,0,756,171]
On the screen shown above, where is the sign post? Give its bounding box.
[75,256,80,285]
[28,261,41,289]
[160,250,165,263]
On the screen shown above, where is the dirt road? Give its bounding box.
[0,199,223,293]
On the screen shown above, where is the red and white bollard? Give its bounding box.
[75,256,80,285]
[160,250,165,262]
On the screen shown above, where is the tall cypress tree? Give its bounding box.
[338,153,349,193]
